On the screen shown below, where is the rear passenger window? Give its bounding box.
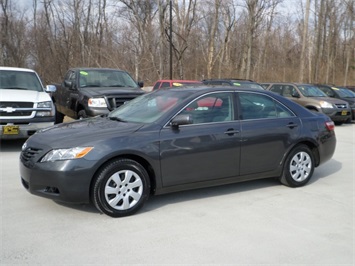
[239,92,294,120]
[269,85,282,95]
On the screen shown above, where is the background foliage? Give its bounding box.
[1,0,354,86]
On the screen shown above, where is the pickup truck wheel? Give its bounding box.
[78,110,88,119]
[55,110,64,124]
[91,159,151,217]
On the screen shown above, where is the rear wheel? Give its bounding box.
[280,145,314,187]
[91,159,150,217]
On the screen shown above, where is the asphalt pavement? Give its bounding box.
[0,123,354,265]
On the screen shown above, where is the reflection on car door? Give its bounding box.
[159,92,241,187]
[238,92,301,175]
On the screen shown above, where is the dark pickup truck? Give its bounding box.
[49,68,145,123]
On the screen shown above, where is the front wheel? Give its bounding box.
[77,110,88,119]
[91,159,150,217]
[55,109,64,124]
[280,145,314,187]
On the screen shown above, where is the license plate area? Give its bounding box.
[341,110,347,116]
[2,125,20,135]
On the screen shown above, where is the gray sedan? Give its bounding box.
[20,86,336,217]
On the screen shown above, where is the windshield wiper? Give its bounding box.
[108,116,126,122]
[81,84,101,88]
[2,87,29,90]
[106,85,125,87]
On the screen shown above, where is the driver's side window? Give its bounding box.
[180,92,234,124]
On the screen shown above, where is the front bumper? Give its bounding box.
[20,157,95,204]
[1,121,54,139]
[322,108,352,123]
[85,107,110,117]
[351,108,355,120]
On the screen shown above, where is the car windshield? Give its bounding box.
[108,89,191,123]
[228,81,264,90]
[335,87,355,98]
[298,85,327,97]
[0,70,43,91]
[79,70,138,88]
[172,82,202,87]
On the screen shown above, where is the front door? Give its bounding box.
[159,92,241,187]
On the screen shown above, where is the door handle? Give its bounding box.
[286,123,298,129]
[224,129,240,136]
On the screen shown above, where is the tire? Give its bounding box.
[55,109,64,124]
[91,159,150,217]
[77,109,88,119]
[280,145,314,187]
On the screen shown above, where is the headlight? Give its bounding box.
[88,98,107,107]
[36,101,55,117]
[37,101,52,108]
[320,101,333,108]
[41,147,93,162]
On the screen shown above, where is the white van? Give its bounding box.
[0,67,56,139]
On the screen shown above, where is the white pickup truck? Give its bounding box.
[0,67,56,139]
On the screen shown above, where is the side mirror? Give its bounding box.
[170,114,193,128]
[45,85,56,93]
[64,80,72,88]
[291,91,300,98]
[138,81,144,88]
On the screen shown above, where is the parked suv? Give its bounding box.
[0,67,56,139]
[314,84,355,121]
[267,83,351,124]
[202,78,264,90]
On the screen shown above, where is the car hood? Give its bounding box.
[341,97,355,105]
[80,87,145,97]
[32,117,144,148]
[0,89,50,102]
[312,96,347,104]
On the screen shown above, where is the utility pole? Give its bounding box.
[169,0,173,79]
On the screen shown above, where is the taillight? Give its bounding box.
[325,121,335,131]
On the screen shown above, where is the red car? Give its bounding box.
[152,79,203,90]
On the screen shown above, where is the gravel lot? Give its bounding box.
[1,123,354,265]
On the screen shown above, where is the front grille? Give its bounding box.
[0,111,32,116]
[0,101,34,117]
[334,103,348,109]
[107,95,140,110]
[21,147,43,163]
[0,102,33,108]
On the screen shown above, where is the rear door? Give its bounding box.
[237,92,301,175]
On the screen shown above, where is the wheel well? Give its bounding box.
[305,106,319,112]
[89,155,157,199]
[76,104,85,113]
[297,141,320,166]
[75,105,86,118]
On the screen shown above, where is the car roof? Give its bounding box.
[165,85,268,94]
[71,67,125,72]
[267,82,317,86]
[0,66,36,73]
[155,79,203,83]
[203,78,255,82]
